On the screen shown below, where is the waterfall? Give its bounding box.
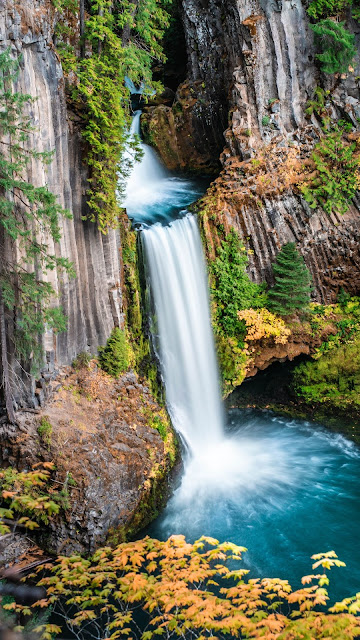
[123,111,204,226]
[124,111,223,456]
[142,215,224,454]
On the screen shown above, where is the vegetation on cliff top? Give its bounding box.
[5,537,360,640]
[53,0,171,233]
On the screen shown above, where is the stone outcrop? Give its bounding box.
[141,81,222,173]
[147,0,360,302]
[0,0,123,407]
[0,365,177,555]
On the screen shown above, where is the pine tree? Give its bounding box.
[267,243,312,316]
[310,19,356,74]
[98,327,129,377]
[0,49,73,422]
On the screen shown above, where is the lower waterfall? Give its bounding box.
[142,215,223,453]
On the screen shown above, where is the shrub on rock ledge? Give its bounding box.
[98,327,129,377]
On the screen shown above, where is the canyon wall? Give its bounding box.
[147,0,360,302]
[0,0,122,405]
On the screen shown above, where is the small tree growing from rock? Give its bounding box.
[268,243,312,316]
[98,327,129,377]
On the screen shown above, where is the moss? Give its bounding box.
[37,416,53,448]
[293,334,360,412]
[120,217,164,403]
[106,438,179,545]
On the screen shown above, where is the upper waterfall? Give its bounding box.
[123,111,205,226]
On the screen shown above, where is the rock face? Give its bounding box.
[149,0,360,301]
[141,81,222,173]
[0,365,176,555]
[0,0,123,406]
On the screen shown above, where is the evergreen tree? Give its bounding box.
[0,49,73,422]
[310,19,356,74]
[98,327,129,377]
[267,243,312,316]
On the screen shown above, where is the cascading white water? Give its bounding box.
[124,112,168,210]
[124,112,360,600]
[142,215,224,453]
[123,110,223,455]
[123,113,360,603]
[123,111,204,225]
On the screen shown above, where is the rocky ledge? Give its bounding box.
[0,364,177,558]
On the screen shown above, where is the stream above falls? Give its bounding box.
[124,111,360,604]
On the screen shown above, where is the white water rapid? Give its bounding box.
[123,111,204,226]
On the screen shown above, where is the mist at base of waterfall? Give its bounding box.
[146,409,360,603]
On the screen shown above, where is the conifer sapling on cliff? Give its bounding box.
[268,243,312,316]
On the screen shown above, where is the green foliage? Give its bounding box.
[268,243,312,316]
[12,537,360,640]
[300,122,359,215]
[151,414,167,440]
[352,3,360,19]
[262,115,271,126]
[0,49,73,368]
[72,351,92,370]
[314,296,360,356]
[293,334,360,409]
[307,0,351,19]
[210,229,265,337]
[98,327,129,377]
[310,19,356,74]
[37,416,53,448]
[305,86,331,119]
[54,0,171,232]
[293,297,360,411]
[216,333,248,395]
[0,463,61,535]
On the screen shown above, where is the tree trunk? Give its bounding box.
[0,286,16,425]
[122,0,138,47]
[80,0,85,58]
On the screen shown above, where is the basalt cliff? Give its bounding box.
[145,0,360,302]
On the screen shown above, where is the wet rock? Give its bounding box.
[179,0,360,300]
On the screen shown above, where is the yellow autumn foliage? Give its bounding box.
[238,308,291,344]
[14,537,360,640]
